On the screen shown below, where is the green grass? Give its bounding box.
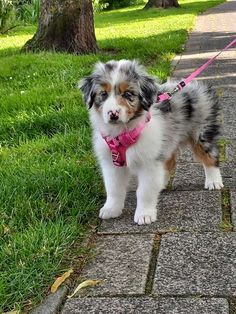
[218,138,230,162]
[219,189,233,231]
[0,0,224,311]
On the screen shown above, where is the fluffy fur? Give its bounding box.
[80,60,223,225]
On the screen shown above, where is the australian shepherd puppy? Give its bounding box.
[80,60,223,225]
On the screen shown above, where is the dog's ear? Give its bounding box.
[139,75,159,110]
[79,75,96,109]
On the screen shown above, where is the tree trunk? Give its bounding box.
[144,0,180,9]
[23,0,98,54]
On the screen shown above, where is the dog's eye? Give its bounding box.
[100,91,108,98]
[122,91,133,100]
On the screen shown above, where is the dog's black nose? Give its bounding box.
[108,110,119,121]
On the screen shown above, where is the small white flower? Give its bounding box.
[27,75,30,78]
[9,77,12,80]
[20,91,25,94]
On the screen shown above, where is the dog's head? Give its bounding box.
[79,60,159,124]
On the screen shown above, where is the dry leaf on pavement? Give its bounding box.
[68,279,101,298]
[51,269,73,293]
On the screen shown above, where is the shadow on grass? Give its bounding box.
[0,47,20,57]
[1,24,37,36]
[0,29,187,61]
[97,29,187,57]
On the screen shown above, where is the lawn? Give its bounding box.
[0,0,224,311]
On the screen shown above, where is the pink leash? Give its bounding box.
[157,37,236,103]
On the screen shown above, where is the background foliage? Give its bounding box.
[97,0,145,10]
[1,0,145,32]
[0,0,39,33]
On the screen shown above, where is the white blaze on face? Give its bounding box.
[101,74,130,124]
[102,92,119,123]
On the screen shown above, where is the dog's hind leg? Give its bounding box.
[164,152,177,189]
[190,139,224,190]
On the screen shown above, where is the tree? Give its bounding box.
[23,0,98,54]
[144,0,179,9]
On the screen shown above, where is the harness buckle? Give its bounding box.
[111,151,120,162]
[111,151,125,167]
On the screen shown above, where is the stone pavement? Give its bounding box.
[62,1,236,313]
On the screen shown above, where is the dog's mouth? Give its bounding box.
[108,119,121,125]
[107,114,144,125]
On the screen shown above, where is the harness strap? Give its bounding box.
[103,112,151,167]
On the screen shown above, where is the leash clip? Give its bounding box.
[170,81,186,96]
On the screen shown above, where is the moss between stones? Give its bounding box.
[219,189,233,231]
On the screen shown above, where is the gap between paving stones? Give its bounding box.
[229,297,236,314]
[220,189,234,232]
[145,234,161,294]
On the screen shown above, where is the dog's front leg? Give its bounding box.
[99,161,129,219]
[134,162,165,225]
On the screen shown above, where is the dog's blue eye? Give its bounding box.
[123,91,133,100]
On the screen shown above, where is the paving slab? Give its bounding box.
[62,297,229,314]
[177,147,196,163]
[154,232,236,296]
[230,190,236,232]
[73,234,154,297]
[173,162,235,190]
[98,191,222,234]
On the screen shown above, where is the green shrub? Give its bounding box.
[99,0,145,10]
[0,0,16,33]
[15,0,40,23]
[93,0,109,12]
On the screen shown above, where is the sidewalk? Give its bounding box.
[62,1,236,313]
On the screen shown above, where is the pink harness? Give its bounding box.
[102,37,236,167]
[103,112,151,167]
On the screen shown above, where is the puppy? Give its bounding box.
[80,60,223,225]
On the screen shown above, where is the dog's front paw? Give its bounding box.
[134,210,157,225]
[204,167,224,190]
[99,206,122,220]
[205,179,224,190]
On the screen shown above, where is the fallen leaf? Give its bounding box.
[3,311,20,314]
[51,269,73,293]
[68,279,101,298]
